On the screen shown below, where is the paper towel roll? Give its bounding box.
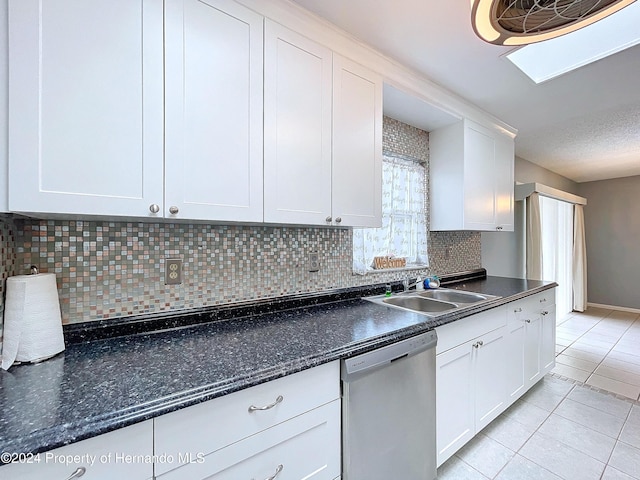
[1,273,65,370]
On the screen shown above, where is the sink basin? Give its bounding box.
[383,296,458,313]
[418,290,490,304]
[364,288,501,317]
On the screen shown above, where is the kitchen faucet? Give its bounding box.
[403,277,423,292]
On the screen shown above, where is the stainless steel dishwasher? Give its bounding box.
[342,330,437,480]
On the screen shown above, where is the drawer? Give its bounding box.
[509,290,556,316]
[154,361,339,476]
[0,421,152,480]
[156,399,341,480]
[435,306,507,354]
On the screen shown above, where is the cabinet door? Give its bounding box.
[164,0,263,222]
[505,306,526,405]
[523,311,543,385]
[8,0,164,217]
[436,342,474,467]
[541,304,557,374]
[494,132,515,231]
[463,121,496,230]
[331,55,382,227]
[264,21,333,225]
[474,327,507,431]
[1,421,153,480]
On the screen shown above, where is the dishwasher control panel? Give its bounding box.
[342,330,437,377]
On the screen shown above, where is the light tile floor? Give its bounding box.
[438,307,640,479]
[437,376,640,479]
[554,307,640,401]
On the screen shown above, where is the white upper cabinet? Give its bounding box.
[263,20,333,225]
[430,119,515,231]
[8,0,164,217]
[332,55,382,228]
[164,0,263,222]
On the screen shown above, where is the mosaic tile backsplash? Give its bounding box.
[0,117,481,335]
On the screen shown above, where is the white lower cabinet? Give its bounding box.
[436,289,557,466]
[435,312,507,467]
[505,291,557,407]
[0,421,153,480]
[541,304,557,372]
[156,400,340,480]
[154,361,341,479]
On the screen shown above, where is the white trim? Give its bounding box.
[515,183,587,205]
[587,302,640,314]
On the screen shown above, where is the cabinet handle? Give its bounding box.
[149,204,160,214]
[64,467,86,480]
[248,395,284,413]
[540,298,547,303]
[524,319,531,323]
[169,206,179,215]
[262,464,284,480]
[541,310,549,316]
[325,216,332,223]
[514,307,522,313]
[496,226,503,230]
[335,217,342,223]
[473,340,484,348]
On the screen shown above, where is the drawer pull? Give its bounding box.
[524,319,531,323]
[64,467,86,480]
[263,464,284,480]
[248,395,283,413]
[472,340,484,348]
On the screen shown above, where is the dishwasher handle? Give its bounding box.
[342,330,437,379]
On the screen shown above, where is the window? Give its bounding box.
[353,155,428,274]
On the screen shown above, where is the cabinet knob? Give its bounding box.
[169,206,179,215]
[525,318,531,323]
[65,467,87,480]
[325,216,332,223]
[335,217,342,224]
[149,204,160,214]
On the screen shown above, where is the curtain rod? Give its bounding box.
[515,182,587,205]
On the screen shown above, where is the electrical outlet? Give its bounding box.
[165,258,183,285]
[308,252,320,272]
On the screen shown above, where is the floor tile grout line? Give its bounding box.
[555,308,640,399]
[498,378,578,480]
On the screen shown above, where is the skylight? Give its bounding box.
[505,1,640,84]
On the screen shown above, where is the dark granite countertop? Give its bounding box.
[0,273,555,461]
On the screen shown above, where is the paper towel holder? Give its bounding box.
[30,265,39,275]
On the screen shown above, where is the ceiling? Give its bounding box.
[290,0,640,183]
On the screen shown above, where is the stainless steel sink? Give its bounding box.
[417,290,491,304]
[364,288,501,317]
[383,296,458,313]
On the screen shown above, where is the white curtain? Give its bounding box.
[526,193,543,281]
[573,204,588,312]
[540,196,574,319]
[353,155,428,274]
